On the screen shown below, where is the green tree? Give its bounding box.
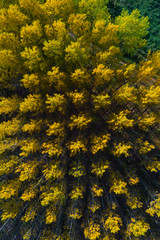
[108,0,160,51]
[0,0,160,239]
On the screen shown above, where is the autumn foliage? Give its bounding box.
[0,0,160,239]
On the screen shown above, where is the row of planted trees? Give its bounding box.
[0,0,160,239]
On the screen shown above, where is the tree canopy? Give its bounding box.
[0,0,160,239]
[108,0,160,52]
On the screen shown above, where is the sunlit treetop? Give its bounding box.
[0,0,160,239]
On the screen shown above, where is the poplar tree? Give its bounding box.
[0,0,160,239]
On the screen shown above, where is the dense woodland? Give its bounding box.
[0,0,159,51]
[0,0,160,239]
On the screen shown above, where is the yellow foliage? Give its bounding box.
[0,155,19,176]
[69,113,92,130]
[140,86,160,105]
[96,46,121,65]
[0,4,28,33]
[92,93,111,110]
[91,160,109,177]
[42,141,63,157]
[47,66,66,90]
[43,164,64,180]
[110,178,128,195]
[146,160,160,172]
[0,138,19,155]
[99,23,119,47]
[113,142,132,157]
[102,235,116,240]
[137,114,157,130]
[43,39,62,59]
[115,9,149,54]
[19,0,47,20]
[46,122,64,137]
[69,186,84,199]
[45,0,74,20]
[46,94,66,113]
[0,179,20,200]
[21,186,37,201]
[136,139,155,154]
[22,206,36,222]
[91,184,103,197]
[115,69,124,81]
[139,65,154,81]
[21,74,40,92]
[46,205,57,224]
[126,195,143,209]
[69,208,82,219]
[67,90,86,106]
[124,63,136,79]
[92,19,106,40]
[104,213,122,234]
[23,229,32,240]
[67,138,87,156]
[41,185,65,206]
[114,84,137,103]
[92,64,114,87]
[0,49,19,85]
[108,110,134,130]
[128,176,139,185]
[22,119,42,134]
[16,161,38,181]
[88,201,101,213]
[20,94,43,113]
[146,194,160,217]
[127,218,150,237]
[20,20,43,47]
[45,20,67,40]
[0,1,159,238]
[148,50,160,73]
[91,134,110,154]
[71,68,91,87]
[69,164,85,177]
[0,32,20,53]
[141,142,155,154]
[21,46,43,71]
[0,118,20,140]
[1,200,22,221]
[79,0,110,21]
[138,59,156,82]
[20,139,40,157]
[68,13,90,37]
[65,41,90,65]
[0,95,20,115]
[84,220,101,240]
